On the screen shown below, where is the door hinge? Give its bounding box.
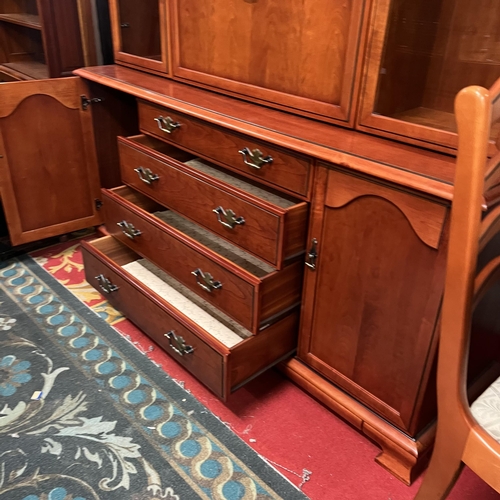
[95,199,103,210]
[305,238,318,270]
[81,95,103,110]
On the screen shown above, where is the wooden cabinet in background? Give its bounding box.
[108,0,168,75]
[0,0,91,80]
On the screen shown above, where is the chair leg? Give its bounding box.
[415,431,465,500]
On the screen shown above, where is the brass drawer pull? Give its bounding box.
[134,166,159,185]
[305,238,318,270]
[164,330,194,356]
[192,268,222,293]
[95,274,119,294]
[154,115,181,134]
[117,220,142,239]
[213,206,245,229]
[238,147,273,170]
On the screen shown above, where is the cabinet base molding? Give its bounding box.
[279,358,436,485]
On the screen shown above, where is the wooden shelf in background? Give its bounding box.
[3,61,48,80]
[392,107,457,133]
[392,106,500,141]
[0,13,41,30]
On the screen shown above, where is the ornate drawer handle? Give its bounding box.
[305,238,318,270]
[192,268,222,293]
[238,147,273,170]
[120,22,130,28]
[117,220,142,239]
[164,330,194,356]
[134,166,159,185]
[213,206,245,229]
[95,274,119,294]
[154,116,181,134]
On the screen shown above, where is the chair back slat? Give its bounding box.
[473,255,500,308]
[484,185,500,208]
[479,204,500,253]
[484,151,500,192]
[491,78,500,125]
[490,78,500,151]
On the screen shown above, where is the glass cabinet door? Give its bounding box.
[109,0,168,74]
[358,0,500,152]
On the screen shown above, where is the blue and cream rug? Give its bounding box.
[0,255,307,500]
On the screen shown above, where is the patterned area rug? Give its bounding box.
[0,255,307,500]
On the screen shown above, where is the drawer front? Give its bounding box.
[82,241,225,397]
[138,101,311,197]
[102,189,258,331]
[119,138,285,266]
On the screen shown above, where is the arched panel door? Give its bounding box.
[298,165,449,434]
[0,77,101,245]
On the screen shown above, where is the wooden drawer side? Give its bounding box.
[258,261,304,329]
[229,312,299,393]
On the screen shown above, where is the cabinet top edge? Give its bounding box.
[75,65,455,201]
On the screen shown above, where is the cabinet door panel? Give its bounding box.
[0,77,101,245]
[299,167,448,433]
[171,0,365,122]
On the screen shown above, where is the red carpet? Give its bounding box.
[30,239,500,500]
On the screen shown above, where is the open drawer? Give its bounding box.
[117,134,309,269]
[102,186,303,334]
[81,236,299,400]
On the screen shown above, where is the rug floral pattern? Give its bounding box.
[0,259,298,500]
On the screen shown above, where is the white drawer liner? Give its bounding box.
[122,260,246,348]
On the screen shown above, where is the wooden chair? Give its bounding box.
[415,79,500,499]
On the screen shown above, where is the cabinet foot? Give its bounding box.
[278,357,436,485]
[364,421,434,485]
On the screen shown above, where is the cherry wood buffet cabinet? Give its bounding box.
[1,0,500,485]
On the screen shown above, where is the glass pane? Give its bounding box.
[118,0,161,60]
[374,0,500,138]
